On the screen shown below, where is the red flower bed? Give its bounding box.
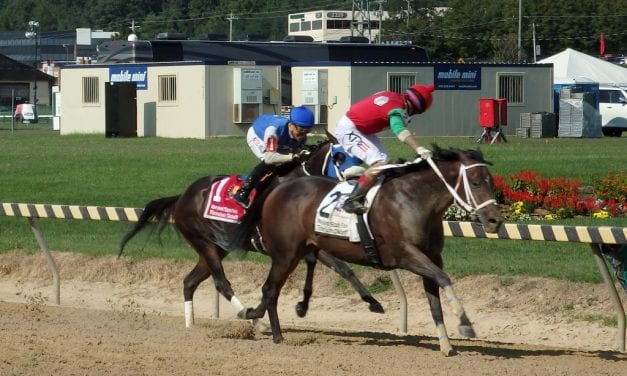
[493,170,626,219]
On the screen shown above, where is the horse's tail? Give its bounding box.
[118,195,180,258]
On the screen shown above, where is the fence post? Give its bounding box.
[28,217,60,305]
[389,270,407,333]
[590,243,626,352]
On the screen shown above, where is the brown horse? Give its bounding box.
[233,145,502,356]
[119,139,383,328]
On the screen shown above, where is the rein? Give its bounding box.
[300,143,332,177]
[423,157,497,213]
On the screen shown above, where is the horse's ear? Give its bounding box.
[325,128,339,144]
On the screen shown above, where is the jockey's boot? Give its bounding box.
[233,162,273,208]
[233,176,254,208]
[342,183,369,214]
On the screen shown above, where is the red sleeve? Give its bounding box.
[266,135,278,152]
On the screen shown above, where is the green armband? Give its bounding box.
[389,110,408,137]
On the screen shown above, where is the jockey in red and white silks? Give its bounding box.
[335,84,436,214]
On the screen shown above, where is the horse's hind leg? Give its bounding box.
[317,250,384,313]
[184,238,250,317]
[183,257,212,327]
[295,253,316,318]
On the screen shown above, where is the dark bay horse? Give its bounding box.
[233,145,502,356]
[119,139,383,328]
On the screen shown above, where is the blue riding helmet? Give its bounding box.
[289,106,315,127]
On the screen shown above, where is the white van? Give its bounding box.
[14,103,38,123]
[598,86,627,137]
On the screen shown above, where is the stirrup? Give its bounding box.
[342,200,366,214]
[233,191,250,208]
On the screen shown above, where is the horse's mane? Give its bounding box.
[384,144,490,179]
[273,138,332,177]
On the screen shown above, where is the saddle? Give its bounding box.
[314,180,383,266]
[203,176,256,223]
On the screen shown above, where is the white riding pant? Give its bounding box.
[335,115,388,166]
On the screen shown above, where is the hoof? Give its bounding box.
[237,308,247,320]
[252,318,270,333]
[364,296,385,314]
[441,346,457,357]
[458,324,476,338]
[272,335,284,344]
[368,301,385,314]
[295,302,308,318]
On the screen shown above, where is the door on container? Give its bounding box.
[105,82,137,137]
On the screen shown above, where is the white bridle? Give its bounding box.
[422,157,497,213]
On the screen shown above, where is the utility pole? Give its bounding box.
[517,0,522,62]
[227,11,238,41]
[25,20,39,108]
[532,22,536,63]
[351,0,372,42]
[374,0,386,44]
[128,19,140,41]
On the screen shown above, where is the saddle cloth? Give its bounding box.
[203,176,256,223]
[314,181,381,242]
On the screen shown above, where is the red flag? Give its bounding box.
[599,32,606,57]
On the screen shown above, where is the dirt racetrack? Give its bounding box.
[1,250,625,375]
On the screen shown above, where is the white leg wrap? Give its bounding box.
[436,323,454,356]
[184,301,194,328]
[436,323,449,340]
[230,296,247,318]
[444,285,464,317]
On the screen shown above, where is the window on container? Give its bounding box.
[300,21,311,31]
[159,75,177,102]
[82,76,99,104]
[388,73,416,94]
[289,23,300,32]
[498,73,524,104]
[312,20,322,30]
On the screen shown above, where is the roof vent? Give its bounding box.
[155,32,188,40]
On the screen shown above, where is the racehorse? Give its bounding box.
[232,145,502,356]
[119,138,383,328]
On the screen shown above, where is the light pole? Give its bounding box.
[62,44,69,61]
[25,20,39,107]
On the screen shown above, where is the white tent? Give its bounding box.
[537,48,627,86]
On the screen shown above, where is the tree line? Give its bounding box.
[0,0,624,62]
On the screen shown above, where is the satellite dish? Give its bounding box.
[127,34,138,41]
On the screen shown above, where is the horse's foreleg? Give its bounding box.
[423,278,454,356]
[443,285,475,338]
[247,254,300,344]
[401,244,474,356]
[296,253,316,317]
[183,258,211,328]
[317,250,384,313]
